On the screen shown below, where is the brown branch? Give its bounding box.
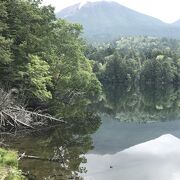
[2,111,34,129]
[8,107,66,123]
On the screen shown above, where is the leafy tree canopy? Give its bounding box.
[0,0,101,104]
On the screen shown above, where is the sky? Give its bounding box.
[42,0,180,23]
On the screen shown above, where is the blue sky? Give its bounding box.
[42,0,180,23]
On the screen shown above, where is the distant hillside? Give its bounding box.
[57,1,180,42]
[172,20,180,27]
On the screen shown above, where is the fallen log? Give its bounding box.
[0,88,66,131]
[2,111,34,129]
[18,152,63,163]
[8,107,66,123]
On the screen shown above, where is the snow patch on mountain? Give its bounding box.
[78,1,89,9]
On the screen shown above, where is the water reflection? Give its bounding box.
[2,84,180,179]
[91,84,180,122]
[4,113,101,179]
[90,118,180,154]
[89,84,180,154]
[83,134,180,180]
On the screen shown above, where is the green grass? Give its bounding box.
[0,148,26,180]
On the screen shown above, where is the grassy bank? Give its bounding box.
[0,148,25,179]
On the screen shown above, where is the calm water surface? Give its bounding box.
[2,85,180,179]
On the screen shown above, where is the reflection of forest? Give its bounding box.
[2,84,179,178]
[4,113,101,179]
[92,84,180,122]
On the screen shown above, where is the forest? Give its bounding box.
[0,1,101,177]
[0,0,179,131]
[86,37,180,84]
[0,0,101,123]
[1,1,180,110]
[0,0,180,178]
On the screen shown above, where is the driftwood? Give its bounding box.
[9,107,66,123]
[18,152,63,163]
[2,111,34,129]
[0,89,66,130]
[0,141,9,147]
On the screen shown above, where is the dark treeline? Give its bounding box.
[0,0,101,115]
[86,37,180,85]
[0,0,180,122]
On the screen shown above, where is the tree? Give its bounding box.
[87,36,180,85]
[140,55,176,84]
[0,0,12,80]
[0,0,101,103]
[45,20,102,102]
[103,52,139,83]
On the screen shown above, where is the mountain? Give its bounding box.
[172,19,180,27]
[57,1,180,42]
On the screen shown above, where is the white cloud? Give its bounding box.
[42,0,180,23]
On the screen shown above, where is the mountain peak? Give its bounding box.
[78,1,89,9]
[57,1,180,42]
[172,19,180,26]
[57,1,120,20]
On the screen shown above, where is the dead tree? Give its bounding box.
[0,89,66,131]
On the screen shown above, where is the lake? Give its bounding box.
[2,84,180,179]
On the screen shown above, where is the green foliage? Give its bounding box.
[103,53,139,83]
[26,55,52,100]
[140,55,176,83]
[0,148,25,179]
[87,37,180,84]
[0,36,12,64]
[45,19,102,101]
[0,148,17,166]
[0,0,101,104]
[0,0,12,79]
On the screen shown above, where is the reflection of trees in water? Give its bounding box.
[3,84,179,178]
[93,84,180,122]
[50,92,99,119]
[5,112,101,179]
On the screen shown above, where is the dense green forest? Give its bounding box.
[86,37,180,84]
[0,0,102,176]
[0,0,180,178]
[0,0,179,126]
[0,0,179,123]
[0,0,101,107]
